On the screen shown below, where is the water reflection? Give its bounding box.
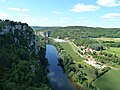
[46,45,76,90]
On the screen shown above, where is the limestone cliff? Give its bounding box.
[0,20,50,90]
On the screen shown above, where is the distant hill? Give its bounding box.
[31,26,61,31]
[31,26,47,30]
[47,26,120,38]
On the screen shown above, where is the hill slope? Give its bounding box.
[48,26,120,38]
[0,20,51,90]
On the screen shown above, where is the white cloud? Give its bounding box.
[22,14,29,17]
[21,15,38,26]
[83,20,92,23]
[48,72,55,77]
[8,7,30,12]
[21,9,30,12]
[0,12,12,19]
[54,17,70,26]
[21,15,49,26]
[40,17,49,22]
[113,21,119,23]
[8,7,20,11]
[52,11,61,14]
[101,13,120,19]
[60,17,70,22]
[22,16,31,22]
[61,17,70,20]
[0,0,5,1]
[71,3,100,12]
[97,0,120,7]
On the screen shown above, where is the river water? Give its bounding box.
[46,44,77,90]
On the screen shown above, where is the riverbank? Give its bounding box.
[69,78,83,90]
[50,41,85,89]
[46,44,78,90]
[50,39,99,90]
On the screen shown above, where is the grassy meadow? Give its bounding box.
[95,38,120,42]
[59,42,96,82]
[59,42,83,62]
[57,39,120,89]
[93,70,120,90]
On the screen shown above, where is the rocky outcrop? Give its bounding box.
[0,19,51,90]
[0,19,40,55]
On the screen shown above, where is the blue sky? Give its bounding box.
[0,0,120,27]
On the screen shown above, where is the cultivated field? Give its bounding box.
[95,38,120,42]
[93,70,120,90]
[59,42,83,61]
[103,47,120,58]
[59,42,96,81]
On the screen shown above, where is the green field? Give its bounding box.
[95,38,120,42]
[93,70,120,90]
[59,42,96,81]
[59,42,83,62]
[94,38,120,58]
[103,47,120,58]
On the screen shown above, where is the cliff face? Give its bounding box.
[0,20,40,55]
[0,20,50,90]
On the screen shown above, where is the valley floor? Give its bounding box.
[52,37,120,90]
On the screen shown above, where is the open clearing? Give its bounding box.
[93,70,120,90]
[95,38,120,42]
[59,42,83,62]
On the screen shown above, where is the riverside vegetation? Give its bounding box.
[1,20,120,90]
[35,26,120,90]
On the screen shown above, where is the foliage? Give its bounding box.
[88,43,104,51]
[0,20,51,90]
[92,51,120,66]
[49,26,120,39]
[52,42,98,89]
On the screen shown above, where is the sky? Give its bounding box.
[0,0,120,28]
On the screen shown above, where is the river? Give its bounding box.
[46,44,77,90]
